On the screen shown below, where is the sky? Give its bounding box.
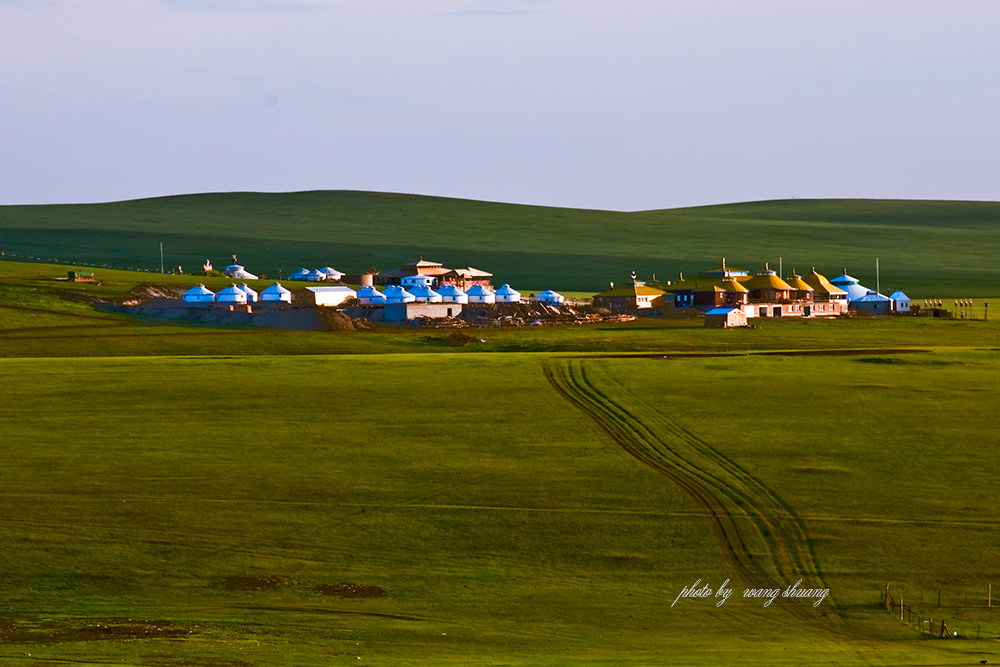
[1,0,999,211]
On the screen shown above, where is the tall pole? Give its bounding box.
[876,257,880,295]
[160,242,164,274]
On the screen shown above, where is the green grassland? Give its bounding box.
[2,194,1000,665]
[2,192,999,294]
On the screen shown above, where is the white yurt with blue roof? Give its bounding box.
[829,270,874,302]
[238,284,258,303]
[305,269,326,282]
[217,284,248,304]
[535,289,565,305]
[401,274,436,289]
[408,285,443,303]
[383,285,416,304]
[183,284,215,304]
[494,284,521,303]
[437,285,468,304]
[465,284,496,304]
[318,266,344,281]
[288,268,310,281]
[224,264,258,280]
[261,282,292,303]
[852,290,892,315]
[357,285,387,305]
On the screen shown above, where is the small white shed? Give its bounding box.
[889,290,911,313]
[705,307,747,328]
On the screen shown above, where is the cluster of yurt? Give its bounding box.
[182,283,290,305]
[288,266,344,282]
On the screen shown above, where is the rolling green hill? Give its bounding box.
[1,191,998,294]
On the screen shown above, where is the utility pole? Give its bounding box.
[160,242,164,274]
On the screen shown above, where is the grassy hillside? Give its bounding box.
[1,191,998,294]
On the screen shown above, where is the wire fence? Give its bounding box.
[881,583,997,638]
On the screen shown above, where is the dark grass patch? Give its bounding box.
[1,618,197,643]
[223,574,288,591]
[314,583,386,598]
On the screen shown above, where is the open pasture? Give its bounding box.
[1,348,999,665]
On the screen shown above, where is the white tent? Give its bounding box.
[288,268,310,281]
[237,284,258,303]
[494,283,521,303]
[437,284,468,304]
[466,284,496,304]
[224,264,258,280]
[261,282,292,303]
[535,289,565,305]
[182,284,215,303]
[408,284,443,303]
[305,269,326,282]
[383,284,416,304]
[357,285,387,305]
[318,266,344,281]
[217,284,248,304]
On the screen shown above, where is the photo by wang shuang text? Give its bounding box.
[672,579,829,608]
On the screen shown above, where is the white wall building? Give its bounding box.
[306,285,357,307]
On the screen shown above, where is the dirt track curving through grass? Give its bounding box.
[543,358,836,625]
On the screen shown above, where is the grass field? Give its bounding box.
[2,191,999,294]
[2,194,1000,665]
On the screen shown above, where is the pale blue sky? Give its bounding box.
[1,0,998,210]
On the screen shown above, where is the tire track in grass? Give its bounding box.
[543,358,836,625]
